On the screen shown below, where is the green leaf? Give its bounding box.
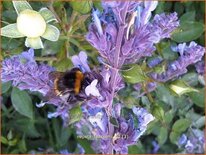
[25,37,44,49]
[77,139,95,154]
[59,127,72,147]
[69,105,82,125]
[164,110,175,124]
[110,117,119,127]
[7,130,13,140]
[2,81,12,94]
[169,131,180,144]
[122,65,147,84]
[12,0,33,14]
[182,72,198,87]
[170,117,195,144]
[14,118,40,138]
[1,136,8,144]
[53,58,72,72]
[151,104,164,121]
[128,143,146,154]
[8,138,18,146]
[157,127,168,145]
[180,11,196,23]
[11,87,34,119]
[39,7,57,23]
[171,21,205,43]
[172,119,191,133]
[70,1,92,14]
[152,61,167,74]
[18,138,27,153]
[192,116,205,128]
[41,24,60,41]
[1,24,25,38]
[169,80,198,96]
[189,88,205,108]
[41,39,64,56]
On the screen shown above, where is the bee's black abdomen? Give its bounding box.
[62,71,76,89]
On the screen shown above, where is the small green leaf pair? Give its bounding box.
[1,1,60,49]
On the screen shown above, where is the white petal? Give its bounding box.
[39,7,57,23]
[85,79,101,97]
[41,24,60,41]
[25,37,44,49]
[1,24,25,38]
[12,0,33,14]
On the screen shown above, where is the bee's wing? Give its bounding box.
[49,71,64,81]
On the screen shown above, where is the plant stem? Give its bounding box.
[107,4,128,153]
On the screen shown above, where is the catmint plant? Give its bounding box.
[1,0,205,154]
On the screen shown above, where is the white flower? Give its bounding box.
[1,1,60,49]
[17,9,46,38]
[85,79,101,97]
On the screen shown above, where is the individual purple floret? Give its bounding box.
[151,141,160,153]
[1,48,54,96]
[151,42,205,82]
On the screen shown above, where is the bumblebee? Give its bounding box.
[49,68,92,103]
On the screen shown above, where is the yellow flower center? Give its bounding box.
[17,9,46,38]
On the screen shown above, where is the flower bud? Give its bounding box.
[17,9,46,37]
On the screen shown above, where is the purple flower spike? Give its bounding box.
[151,42,205,82]
[2,48,54,96]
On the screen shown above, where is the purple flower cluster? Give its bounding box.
[151,42,205,82]
[87,1,179,66]
[2,1,205,154]
[178,130,205,153]
[76,105,154,154]
[1,48,54,96]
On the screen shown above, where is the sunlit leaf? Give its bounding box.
[122,65,147,84]
[70,1,92,14]
[69,105,82,125]
[169,80,198,96]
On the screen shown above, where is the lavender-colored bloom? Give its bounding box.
[113,107,154,153]
[91,106,154,154]
[2,48,54,96]
[178,134,188,146]
[71,51,91,72]
[141,1,158,25]
[151,42,205,82]
[178,130,205,153]
[87,1,179,66]
[151,141,160,153]
[149,12,179,39]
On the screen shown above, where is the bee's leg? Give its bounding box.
[67,95,72,102]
